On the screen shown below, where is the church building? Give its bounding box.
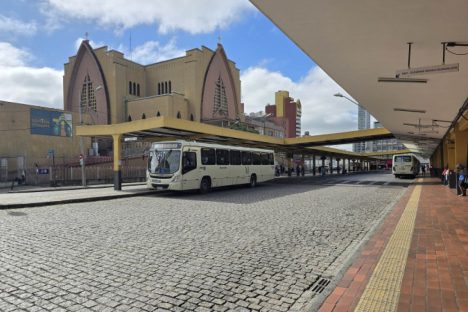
[64,40,243,131]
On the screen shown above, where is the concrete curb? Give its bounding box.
[0,190,157,210]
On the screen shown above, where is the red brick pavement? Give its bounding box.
[319,178,468,312]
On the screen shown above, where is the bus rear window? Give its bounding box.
[395,156,412,163]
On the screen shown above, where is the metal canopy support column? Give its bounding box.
[336,158,341,174]
[287,152,293,176]
[321,156,326,175]
[330,156,333,174]
[312,155,316,175]
[112,134,122,191]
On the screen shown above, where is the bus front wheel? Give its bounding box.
[250,174,257,187]
[200,177,211,194]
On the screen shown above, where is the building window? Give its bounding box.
[132,82,136,96]
[128,115,132,121]
[137,84,140,96]
[164,81,168,94]
[157,83,161,95]
[129,81,132,94]
[142,113,146,119]
[80,74,97,112]
[213,75,228,116]
[190,114,194,121]
[177,111,181,119]
[156,111,161,117]
[169,81,172,93]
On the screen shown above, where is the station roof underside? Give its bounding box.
[77,117,399,159]
[250,0,468,158]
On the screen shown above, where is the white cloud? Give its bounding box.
[74,37,106,51]
[130,39,185,64]
[73,37,185,65]
[0,42,63,109]
[241,66,359,136]
[43,0,254,34]
[0,15,37,36]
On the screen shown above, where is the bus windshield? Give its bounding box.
[394,156,412,163]
[148,149,181,174]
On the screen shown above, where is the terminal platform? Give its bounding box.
[319,177,468,311]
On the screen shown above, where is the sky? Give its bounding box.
[0,0,369,139]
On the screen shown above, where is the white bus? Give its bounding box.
[147,141,275,192]
[392,154,420,179]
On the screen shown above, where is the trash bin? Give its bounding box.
[448,171,457,189]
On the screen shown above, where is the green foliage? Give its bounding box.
[229,123,259,134]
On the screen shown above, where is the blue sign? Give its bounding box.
[30,108,73,137]
[37,168,49,175]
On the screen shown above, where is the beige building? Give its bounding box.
[0,100,89,179]
[64,40,243,130]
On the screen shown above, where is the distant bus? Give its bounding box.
[147,141,275,192]
[392,154,420,178]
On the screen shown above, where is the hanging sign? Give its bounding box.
[396,63,459,77]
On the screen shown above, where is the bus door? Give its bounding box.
[181,147,199,190]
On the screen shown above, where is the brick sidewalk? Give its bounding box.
[319,178,468,312]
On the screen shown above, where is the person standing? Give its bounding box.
[458,164,467,196]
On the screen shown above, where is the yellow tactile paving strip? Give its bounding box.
[354,184,421,312]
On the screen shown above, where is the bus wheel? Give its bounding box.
[250,174,257,187]
[200,177,211,194]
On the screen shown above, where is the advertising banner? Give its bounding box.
[30,109,73,137]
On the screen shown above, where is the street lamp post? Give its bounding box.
[262,113,272,136]
[334,92,368,152]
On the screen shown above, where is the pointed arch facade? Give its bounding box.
[200,44,239,121]
[65,40,110,125]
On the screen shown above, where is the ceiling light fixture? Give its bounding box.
[394,108,426,113]
[378,77,428,83]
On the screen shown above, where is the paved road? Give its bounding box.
[0,172,410,311]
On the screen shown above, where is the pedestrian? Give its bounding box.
[296,165,300,176]
[421,164,426,176]
[301,165,305,176]
[457,164,467,196]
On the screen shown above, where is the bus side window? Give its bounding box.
[230,150,241,165]
[252,152,262,165]
[201,148,215,165]
[182,151,197,174]
[261,153,269,165]
[216,149,230,165]
[268,153,274,165]
[242,151,252,165]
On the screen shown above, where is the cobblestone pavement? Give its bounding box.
[0,173,407,311]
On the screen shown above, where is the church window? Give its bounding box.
[142,113,146,119]
[157,83,161,95]
[132,82,136,95]
[190,114,194,121]
[213,75,228,116]
[137,84,140,96]
[169,81,172,93]
[164,81,168,94]
[129,81,132,94]
[177,111,181,119]
[157,111,161,117]
[80,74,97,112]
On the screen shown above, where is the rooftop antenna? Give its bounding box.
[217,34,221,45]
[85,32,89,40]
